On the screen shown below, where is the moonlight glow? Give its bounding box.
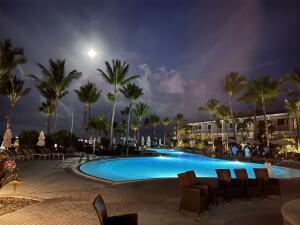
[87,49,97,58]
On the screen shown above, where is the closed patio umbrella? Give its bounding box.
[37,131,45,147]
[1,126,13,150]
[141,136,145,146]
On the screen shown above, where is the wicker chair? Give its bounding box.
[253,168,281,198]
[177,172,209,218]
[215,169,235,201]
[93,195,138,225]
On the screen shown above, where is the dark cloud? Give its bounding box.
[0,0,299,136]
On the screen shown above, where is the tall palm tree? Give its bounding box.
[97,59,140,148]
[216,105,231,151]
[220,72,245,140]
[253,75,281,146]
[199,99,220,150]
[0,39,26,78]
[285,68,300,88]
[161,117,171,146]
[75,82,101,137]
[121,83,143,143]
[133,102,149,143]
[29,59,82,131]
[4,75,30,127]
[88,114,109,143]
[238,81,260,140]
[39,101,55,135]
[149,115,160,137]
[175,113,184,142]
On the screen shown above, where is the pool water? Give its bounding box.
[80,148,300,182]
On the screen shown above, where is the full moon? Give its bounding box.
[87,48,97,58]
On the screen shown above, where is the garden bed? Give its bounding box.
[0,197,39,216]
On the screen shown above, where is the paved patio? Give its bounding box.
[0,159,300,225]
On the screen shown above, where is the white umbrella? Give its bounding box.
[141,136,145,146]
[37,131,45,147]
[158,138,162,146]
[146,136,151,147]
[1,126,13,150]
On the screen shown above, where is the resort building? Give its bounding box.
[183,112,297,143]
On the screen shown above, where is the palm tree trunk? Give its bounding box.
[164,126,166,146]
[262,96,269,146]
[126,102,132,143]
[253,103,257,140]
[110,99,116,148]
[210,117,214,151]
[137,117,141,145]
[84,105,87,139]
[54,99,59,132]
[229,95,236,141]
[7,103,14,127]
[47,115,52,135]
[296,114,300,151]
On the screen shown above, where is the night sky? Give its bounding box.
[0,0,300,136]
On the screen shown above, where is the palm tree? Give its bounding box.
[4,75,30,127]
[106,92,115,119]
[29,59,82,131]
[253,76,281,146]
[161,117,171,146]
[149,115,160,137]
[97,59,140,148]
[285,68,300,88]
[88,114,110,143]
[199,99,220,150]
[121,83,143,143]
[220,72,245,140]
[238,81,260,140]
[0,39,26,78]
[75,82,101,137]
[133,102,149,144]
[216,105,231,151]
[175,113,184,142]
[39,101,55,135]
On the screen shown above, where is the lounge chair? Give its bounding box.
[253,168,281,198]
[177,172,209,218]
[233,169,261,200]
[93,194,138,225]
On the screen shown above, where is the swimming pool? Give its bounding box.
[80,148,300,182]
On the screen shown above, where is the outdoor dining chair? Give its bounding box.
[93,194,138,225]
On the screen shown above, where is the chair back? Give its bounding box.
[93,195,108,225]
[177,172,193,188]
[234,169,248,180]
[215,169,231,183]
[253,168,269,181]
[186,170,198,184]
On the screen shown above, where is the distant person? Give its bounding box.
[244,146,251,158]
[231,145,238,159]
[264,159,273,177]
